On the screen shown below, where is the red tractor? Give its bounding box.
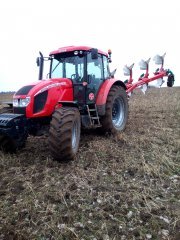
[0,46,174,161]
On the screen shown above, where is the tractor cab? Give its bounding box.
[37,46,111,106]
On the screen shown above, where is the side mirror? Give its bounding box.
[36,57,40,67]
[91,48,98,59]
[37,52,44,80]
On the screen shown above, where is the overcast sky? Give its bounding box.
[0,0,179,91]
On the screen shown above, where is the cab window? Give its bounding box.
[87,54,103,81]
[103,56,110,79]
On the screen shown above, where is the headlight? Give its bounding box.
[20,97,31,107]
[13,97,31,107]
[13,99,19,107]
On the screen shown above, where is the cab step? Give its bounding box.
[86,104,101,127]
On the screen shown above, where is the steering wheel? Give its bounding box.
[71,74,81,82]
[71,74,77,80]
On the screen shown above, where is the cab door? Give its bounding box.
[86,53,104,104]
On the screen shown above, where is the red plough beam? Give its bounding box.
[123,54,175,96]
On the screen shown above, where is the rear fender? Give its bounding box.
[96,79,126,116]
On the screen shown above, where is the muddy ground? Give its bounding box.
[0,87,180,240]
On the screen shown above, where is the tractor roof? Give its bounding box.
[50,46,108,57]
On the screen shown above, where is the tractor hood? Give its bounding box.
[14,78,72,98]
[13,78,73,118]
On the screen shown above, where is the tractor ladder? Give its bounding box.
[86,104,101,127]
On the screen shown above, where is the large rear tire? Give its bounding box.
[49,107,81,161]
[100,85,128,134]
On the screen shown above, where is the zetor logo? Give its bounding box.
[89,93,95,101]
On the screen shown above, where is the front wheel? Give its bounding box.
[49,107,81,161]
[100,85,128,134]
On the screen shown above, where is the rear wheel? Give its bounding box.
[100,85,128,134]
[49,107,81,161]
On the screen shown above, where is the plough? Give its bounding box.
[123,53,175,96]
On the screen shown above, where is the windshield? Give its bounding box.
[50,52,84,82]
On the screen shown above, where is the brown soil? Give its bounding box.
[0,87,180,239]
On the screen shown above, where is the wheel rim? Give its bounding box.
[112,97,125,129]
[72,119,79,152]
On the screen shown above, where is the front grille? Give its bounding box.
[15,85,35,95]
[14,107,26,115]
[33,91,48,114]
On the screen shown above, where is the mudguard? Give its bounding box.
[96,79,126,116]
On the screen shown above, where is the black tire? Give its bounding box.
[167,74,174,87]
[0,133,27,153]
[49,107,81,161]
[0,135,17,153]
[100,85,128,134]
